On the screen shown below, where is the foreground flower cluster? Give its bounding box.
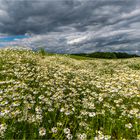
[0,49,140,139]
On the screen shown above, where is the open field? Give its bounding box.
[0,49,140,139]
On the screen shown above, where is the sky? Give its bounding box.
[0,0,140,54]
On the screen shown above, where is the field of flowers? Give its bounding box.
[0,48,140,139]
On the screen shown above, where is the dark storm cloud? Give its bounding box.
[0,0,140,54]
[0,0,85,34]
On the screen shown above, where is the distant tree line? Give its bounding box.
[72,52,140,59]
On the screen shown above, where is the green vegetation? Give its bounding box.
[0,48,140,139]
[72,52,140,59]
[38,48,47,56]
[128,63,140,70]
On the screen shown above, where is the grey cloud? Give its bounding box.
[0,0,140,54]
[0,0,137,34]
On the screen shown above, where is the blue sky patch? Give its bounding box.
[0,35,29,42]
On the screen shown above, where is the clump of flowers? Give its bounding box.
[39,127,46,136]
[51,127,58,133]
[0,48,139,139]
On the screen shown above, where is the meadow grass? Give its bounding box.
[0,48,140,139]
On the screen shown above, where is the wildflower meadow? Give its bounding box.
[0,49,140,139]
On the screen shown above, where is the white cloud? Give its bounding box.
[67,35,88,45]
[121,9,140,19]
